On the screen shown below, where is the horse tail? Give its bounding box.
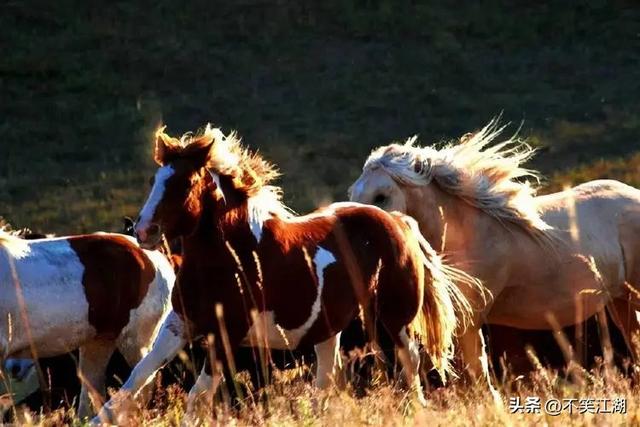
[396,213,480,380]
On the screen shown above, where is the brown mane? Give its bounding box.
[155,124,280,198]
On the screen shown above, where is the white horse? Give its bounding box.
[0,231,175,417]
[350,118,640,396]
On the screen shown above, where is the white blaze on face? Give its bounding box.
[137,165,175,233]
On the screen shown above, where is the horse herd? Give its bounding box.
[1,118,639,423]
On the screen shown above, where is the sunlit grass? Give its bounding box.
[6,360,640,426]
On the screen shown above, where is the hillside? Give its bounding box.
[1,1,639,233]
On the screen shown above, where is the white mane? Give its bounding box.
[205,126,294,239]
[246,185,295,239]
[363,118,551,234]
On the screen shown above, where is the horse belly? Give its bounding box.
[241,311,308,350]
[1,243,95,357]
[17,286,93,357]
[488,286,607,330]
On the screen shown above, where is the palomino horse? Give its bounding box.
[95,124,474,423]
[0,231,175,417]
[350,118,640,395]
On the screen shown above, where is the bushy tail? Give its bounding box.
[397,214,482,380]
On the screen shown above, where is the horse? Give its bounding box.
[94,124,475,423]
[2,223,403,420]
[0,231,175,418]
[349,118,640,396]
[122,216,396,404]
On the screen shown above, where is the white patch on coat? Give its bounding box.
[314,332,342,389]
[246,193,274,243]
[185,365,220,415]
[116,247,176,364]
[207,170,226,203]
[0,233,176,411]
[0,237,93,358]
[241,246,336,349]
[137,165,175,230]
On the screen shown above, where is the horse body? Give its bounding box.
[490,180,639,328]
[176,201,423,353]
[95,124,471,423]
[349,119,640,396]
[0,232,175,417]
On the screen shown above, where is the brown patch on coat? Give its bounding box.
[69,235,156,340]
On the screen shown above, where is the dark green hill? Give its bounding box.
[1,1,639,233]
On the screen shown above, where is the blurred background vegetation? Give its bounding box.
[1,1,639,234]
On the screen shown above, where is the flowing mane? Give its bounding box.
[363,118,552,234]
[155,124,293,219]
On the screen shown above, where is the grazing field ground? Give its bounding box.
[1,2,639,234]
[6,361,640,426]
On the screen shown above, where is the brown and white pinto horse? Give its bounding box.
[95,125,474,422]
[0,231,175,418]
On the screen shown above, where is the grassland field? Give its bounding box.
[2,1,639,234]
[2,2,640,425]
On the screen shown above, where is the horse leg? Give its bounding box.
[395,328,427,407]
[616,208,640,359]
[92,311,187,424]
[459,326,501,405]
[314,333,343,390]
[117,339,157,415]
[77,338,116,419]
[185,362,221,416]
[607,297,640,360]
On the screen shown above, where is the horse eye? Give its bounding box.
[373,194,388,206]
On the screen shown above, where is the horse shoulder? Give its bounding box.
[618,206,640,288]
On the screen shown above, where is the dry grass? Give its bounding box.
[5,355,640,426]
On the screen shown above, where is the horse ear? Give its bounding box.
[154,128,171,165]
[186,139,214,169]
[207,169,227,203]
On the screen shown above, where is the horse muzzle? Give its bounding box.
[134,222,163,250]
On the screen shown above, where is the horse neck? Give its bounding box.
[182,188,256,264]
[407,184,516,261]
